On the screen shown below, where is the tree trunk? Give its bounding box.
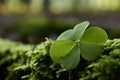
[43,0,51,15]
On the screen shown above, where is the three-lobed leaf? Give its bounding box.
[50,21,108,70]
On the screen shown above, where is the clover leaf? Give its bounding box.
[57,29,74,40]
[73,21,89,40]
[61,45,80,70]
[50,21,108,70]
[80,27,108,45]
[80,43,104,60]
[50,40,76,63]
[80,27,108,60]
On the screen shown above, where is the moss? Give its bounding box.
[0,38,34,80]
[0,38,120,80]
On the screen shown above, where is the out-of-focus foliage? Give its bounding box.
[14,17,71,36]
[0,38,34,80]
[1,0,120,42]
[0,0,120,14]
[3,16,75,43]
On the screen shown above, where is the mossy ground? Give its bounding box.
[0,38,120,80]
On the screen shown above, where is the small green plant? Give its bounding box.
[50,21,108,70]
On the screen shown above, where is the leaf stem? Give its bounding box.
[69,70,72,80]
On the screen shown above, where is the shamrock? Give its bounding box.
[50,21,108,70]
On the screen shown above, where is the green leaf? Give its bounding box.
[80,42,104,61]
[80,27,108,45]
[73,21,89,40]
[61,45,80,70]
[57,29,74,40]
[50,40,76,63]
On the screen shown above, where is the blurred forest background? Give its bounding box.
[0,0,120,43]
